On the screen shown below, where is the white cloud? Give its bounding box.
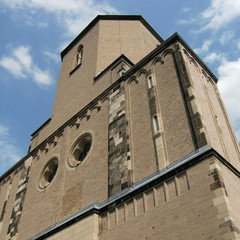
[0,123,24,175]
[217,58,240,141]
[33,68,53,85]
[204,52,225,63]
[43,51,60,63]
[0,124,9,136]
[236,40,240,50]
[14,46,33,69]
[181,7,190,13]
[194,40,213,54]
[0,45,54,87]
[0,56,26,78]
[219,31,235,45]
[58,41,71,52]
[176,18,196,25]
[0,0,119,37]
[200,0,240,31]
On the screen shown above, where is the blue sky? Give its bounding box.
[0,0,240,176]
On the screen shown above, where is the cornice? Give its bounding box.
[123,32,218,83]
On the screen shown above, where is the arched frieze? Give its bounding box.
[80,114,90,122]
[90,105,101,114]
[99,93,110,105]
[44,143,50,154]
[137,69,147,79]
[202,69,212,82]
[52,136,58,146]
[129,69,148,86]
[202,69,217,85]
[31,150,37,160]
[183,49,191,62]
[161,48,175,59]
[151,49,174,77]
[183,49,199,69]
[190,57,199,68]
[152,56,164,66]
[72,117,81,129]
[127,75,138,84]
[14,168,20,175]
[5,176,12,184]
[42,141,56,155]
[32,134,61,160]
[33,149,41,160]
[69,101,103,131]
[47,131,64,148]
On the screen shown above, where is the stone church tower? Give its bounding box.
[1,15,240,240]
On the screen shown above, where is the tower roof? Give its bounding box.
[60,15,164,60]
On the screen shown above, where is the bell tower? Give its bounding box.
[29,15,163,150]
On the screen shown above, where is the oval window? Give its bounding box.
[38,158,58,189]
[69,134,92,167]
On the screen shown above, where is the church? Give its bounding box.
[1,15,240,240]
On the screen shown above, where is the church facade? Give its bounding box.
[1,15,240,240]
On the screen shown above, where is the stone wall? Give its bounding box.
[108,84,132,196]
[99,156,239,240]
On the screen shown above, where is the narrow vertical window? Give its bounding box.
[70,44,84,74]
[76,44,83,67]
[153,115,160,133]
[148,75,154,89]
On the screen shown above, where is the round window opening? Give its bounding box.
[70,134,92,167]
[39,158,58,189]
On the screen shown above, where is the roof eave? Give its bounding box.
[60,15,164,60]
[123,32,218,83]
